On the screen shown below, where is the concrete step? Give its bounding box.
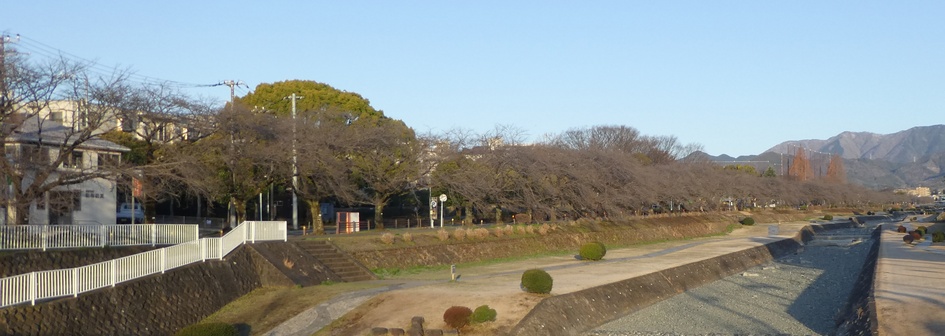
[290,240,376,283]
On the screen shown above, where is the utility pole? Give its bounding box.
[221,80,244,228]
[2,34,22,225]
[285,93,303,230]
[221,80,244,102]
[1,34,20,101]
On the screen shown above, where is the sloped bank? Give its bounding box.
[342,212,818,270]
[507,221,862,336]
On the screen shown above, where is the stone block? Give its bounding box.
[370,327,389,335]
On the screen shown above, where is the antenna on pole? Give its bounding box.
[220,80,246,102]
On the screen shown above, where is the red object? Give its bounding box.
[132,177,143,198]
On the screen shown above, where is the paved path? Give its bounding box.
[874,221,945,336]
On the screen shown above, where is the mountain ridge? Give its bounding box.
[699,124,945,190]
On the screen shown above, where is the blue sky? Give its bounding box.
[4,1,943,156]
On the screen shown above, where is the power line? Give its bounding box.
[10,34,224,89]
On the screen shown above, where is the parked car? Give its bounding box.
[117,203,145,224]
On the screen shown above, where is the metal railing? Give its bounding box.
[0,221,286,308]
[0,224,200,251]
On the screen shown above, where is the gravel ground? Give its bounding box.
[586,227,875,336]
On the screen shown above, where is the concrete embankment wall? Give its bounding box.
[350,218,735,270]
[0,243,295,336]
[509,221,859,336]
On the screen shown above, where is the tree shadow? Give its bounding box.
[235,323,252,336]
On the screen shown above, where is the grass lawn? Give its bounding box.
[197,282,385,336]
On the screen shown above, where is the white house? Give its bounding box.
[3,115,129,225]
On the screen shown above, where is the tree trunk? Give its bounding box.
[463,205,473,226]
[233,198,246,226]
[305,199,325,235]
[13,201,30,225]
[494,206,502,224]
[374,198,387,230]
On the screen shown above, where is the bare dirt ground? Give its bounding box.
[318,223,793,335]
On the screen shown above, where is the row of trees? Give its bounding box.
[2,52,906,229]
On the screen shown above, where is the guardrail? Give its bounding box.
[0,224,200,251]
[0,221,286,308]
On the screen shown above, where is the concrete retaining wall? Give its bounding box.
[509,222,857,335]
[0,243,293,336]
[0,246,155,277]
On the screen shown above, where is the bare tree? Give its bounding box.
[0,51,153,224]
[348,119,423,229]
[174,103,282,227]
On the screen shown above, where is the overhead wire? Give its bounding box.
[12,35,226,90]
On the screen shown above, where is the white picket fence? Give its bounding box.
[0,221,287,308]
[0,224,200,251]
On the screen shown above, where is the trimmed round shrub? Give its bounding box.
[594,241,607,255]
[916,226,928,236]
[521,268,553,294]
[933,231,945,243]
[473,228,490,239]
[897,225,907,233]
[443,306,472,330]
[453,228,467,240]
[437,229,450,241]
[471,305,497,324]
[823,214,833,220]
[493,227,505,237]
[740,217,755,225]
[579,242,606,261]
[174,322,239,336]
[904,234,915,244]
[380,232,395,245]
[910,231,922,240]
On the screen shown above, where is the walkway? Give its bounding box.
[874,221,945,336]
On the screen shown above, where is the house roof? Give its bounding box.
[5,115,130,153]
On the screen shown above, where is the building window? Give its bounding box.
[73,191,82,211]
[21,146,49,166]
[49,190,81,212]
[49,112,63,122]
[36,192,46,210]
[64,151,83,169]
[99,153,120,168]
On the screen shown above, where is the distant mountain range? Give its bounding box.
[697,125,945,190]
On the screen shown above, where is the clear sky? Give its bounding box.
[4,1,943,156]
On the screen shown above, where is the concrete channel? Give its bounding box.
[583,225,879,335]
[508,218,893,336]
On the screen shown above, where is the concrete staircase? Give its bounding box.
[293,240,376,282]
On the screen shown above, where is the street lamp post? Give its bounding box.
[439,194,447,227]
[428,188,434,228]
